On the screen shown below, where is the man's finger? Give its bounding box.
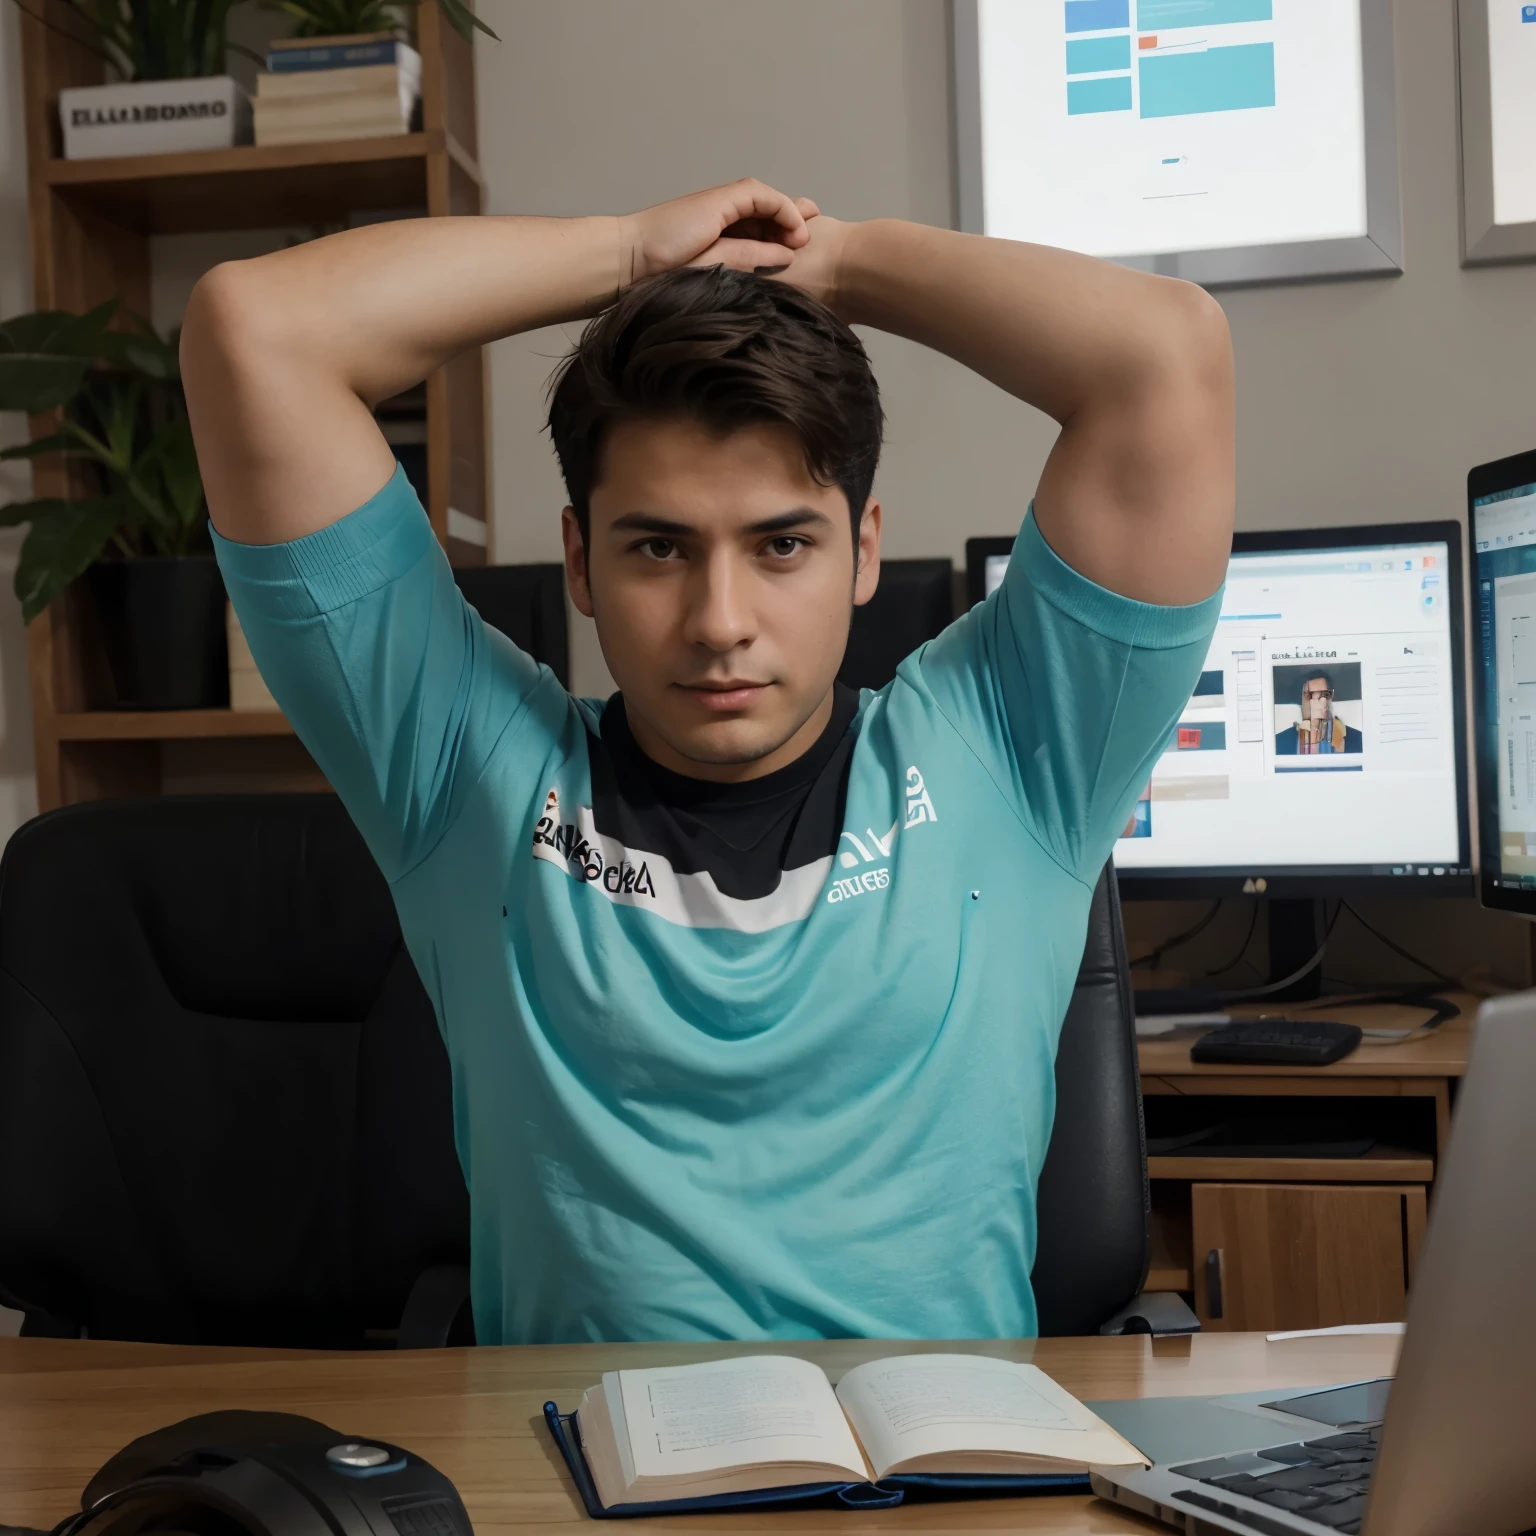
[719,180,809,248]
[794,197,821,219]
[685,238,797,274]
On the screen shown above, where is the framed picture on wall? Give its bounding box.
[951,0,1403,290]
[1458,1,1536,266]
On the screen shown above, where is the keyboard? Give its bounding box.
[1173,1429,1380,1533]
[1190,1020,1363,1066]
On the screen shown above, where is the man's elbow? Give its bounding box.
[1157,279,1233,405]
[180,261,281,388]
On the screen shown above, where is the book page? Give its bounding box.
[835,1354,1145,1478]
[617,1354,869,1485]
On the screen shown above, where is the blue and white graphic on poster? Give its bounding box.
[976,1,1367,258]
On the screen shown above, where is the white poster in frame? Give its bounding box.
[952,0,1403,290]
[1459,0,1536,264]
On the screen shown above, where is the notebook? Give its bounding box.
[544,1351,1148,1517]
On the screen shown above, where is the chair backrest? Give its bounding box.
[0,798,1143,1344]
[453,563,570,689]
[0,795,468,1346]
[839,558,955,692]
[1031,863,1150,1335]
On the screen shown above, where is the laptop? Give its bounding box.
[1091,992,1536,1536]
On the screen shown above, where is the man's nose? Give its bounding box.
[682,551,756,654]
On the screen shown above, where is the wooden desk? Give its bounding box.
[1137,991,1477,1332]
[0,1333,1401,1533]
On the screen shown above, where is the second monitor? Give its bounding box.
[966,521,1472,902]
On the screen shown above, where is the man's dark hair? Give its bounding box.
[1303,669,1335,694]
[547,266,883,546]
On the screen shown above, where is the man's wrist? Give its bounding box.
[832,218,908,329]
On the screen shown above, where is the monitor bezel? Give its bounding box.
[1468,449,1536,918]
[965,537,1015,609]
[968,521,1473,900]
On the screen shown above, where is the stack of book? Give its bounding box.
[254,32,421,147]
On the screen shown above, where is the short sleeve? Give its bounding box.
[917,507,1222,885]
[213,466,565,881]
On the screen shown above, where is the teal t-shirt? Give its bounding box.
[214,467,1220,1344]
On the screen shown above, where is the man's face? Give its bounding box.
[562,418,881,781]
[1302,676,1332,723]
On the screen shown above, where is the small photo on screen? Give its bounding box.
[1120,783,1151,839]
[1272,660,1364,763]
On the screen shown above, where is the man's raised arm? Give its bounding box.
[788,219,1235,605]
[180,183,818,547]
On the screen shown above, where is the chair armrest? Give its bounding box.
[1099,1291,1201,1337]
[397,1263,474,1349]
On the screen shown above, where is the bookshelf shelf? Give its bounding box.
[18,0,491,810]
[54,710,295,742]
[42,131,481,235]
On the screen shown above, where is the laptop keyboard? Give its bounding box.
[1180,1429,1381,1533]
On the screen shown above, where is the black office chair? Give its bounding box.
[0,799,1145,1345]
[453,563,570,689]
[1031,863,1150,1336]
[839,558,955,691]
[0,795,470,1348]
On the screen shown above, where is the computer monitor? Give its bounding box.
[1468,449,1536,916]
[965,522,1472,905]
[966,537,1015,610]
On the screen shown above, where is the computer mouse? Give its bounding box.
[53,1409,473,1536]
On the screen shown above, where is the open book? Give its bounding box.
[574,1351,1148,1508]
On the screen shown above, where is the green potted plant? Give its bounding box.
[28,0,257,159]
[0,302,229,710]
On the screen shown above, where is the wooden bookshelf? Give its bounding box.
[17,0,490,811]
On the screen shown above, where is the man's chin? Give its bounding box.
[665,720,796,768]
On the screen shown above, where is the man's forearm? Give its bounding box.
[182,215,625,544]
[832,218,1233,606]
[836,218,1220,428]
[183,181,815,546]
[194,215,623,406]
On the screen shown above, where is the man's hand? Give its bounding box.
[617,181,820,287]
[770,214,854,316]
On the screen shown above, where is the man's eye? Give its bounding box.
[766,536,807,559]
[639,539,678,561]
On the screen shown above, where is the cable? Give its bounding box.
[1218,901,1345,1002]
[1339,901,1457,987]
[1201,902,1259,980]
[1130,900,1222,971]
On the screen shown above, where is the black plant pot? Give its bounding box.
[87,556,230,710]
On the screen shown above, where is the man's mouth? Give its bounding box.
[677,680,772,713]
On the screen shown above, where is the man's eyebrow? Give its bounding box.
[607,507,835,537]
[745,507,835,535]
[608,512,695,536]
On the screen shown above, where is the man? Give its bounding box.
[1275,669,1362,755]
[181,179,1233,1343]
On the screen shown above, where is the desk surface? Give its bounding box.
[0,1333,1401,1533]
[1136,989,1479,1079]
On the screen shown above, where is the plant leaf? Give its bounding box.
[0,432,81,462]
[435,0,497,41]
[0,300,119,411]
[11,496,125,623]
[0,356,92,413]
[135,418,206,546]
[0,300,116,359]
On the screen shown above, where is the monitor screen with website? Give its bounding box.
[1469,450,1536,915]
[966,522,1471,897]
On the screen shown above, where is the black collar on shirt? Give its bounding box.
[587,684,860,899]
